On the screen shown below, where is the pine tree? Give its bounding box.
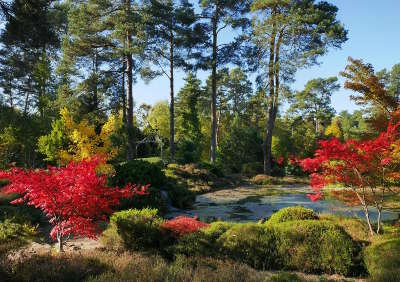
[0,0,62,118]
[288,77,339,135]
[59,0,149,159]
[176,73,202,145]
[145,0,198,160]
[197,0,251,165]
[251,0,347,174]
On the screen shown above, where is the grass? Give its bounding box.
[1,249,365,282]
[1,250,268,282]
[136,156,165,166]
[364,236,400,282]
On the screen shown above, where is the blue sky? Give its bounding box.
[134,0,400,114]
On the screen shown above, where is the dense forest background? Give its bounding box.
[0,0,399,175]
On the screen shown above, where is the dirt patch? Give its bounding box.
[7,238,103,262]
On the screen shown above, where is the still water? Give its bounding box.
[167,185,399,222]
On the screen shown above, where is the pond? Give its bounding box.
[167,185,400,222]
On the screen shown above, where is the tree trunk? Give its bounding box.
[56,230,64,253]
[210,4,219,165]
[264,108,276,175]
[263,20,276,175]
[57,238,63,253]
[122,62,127,124]
[376,207,382,234]
[24,83,30,115]
[354,187,375,235]
[169,27,175,161]
[364,205,375,236]
[125,0,135,160]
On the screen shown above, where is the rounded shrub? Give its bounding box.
[273,220,358,275]
[218,223,278,269]
[169,219,361,275]
[111,160,168,211]
[364,237,400,281]
[202,221,235,240]
[165,183,196,209]
[101,208,164,251]
[198,162,224,178]
[171,221,235,258]
[0,218,37,255]
[267,206,319,224]
[241,162,263,176]
[112,160,167,188]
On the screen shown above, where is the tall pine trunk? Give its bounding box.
[210,4,219,165]
[169,27,175,161]
[263,20,276,175]
[122,61,127,124]
[125,0,135,160]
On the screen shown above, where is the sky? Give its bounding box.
[133,0,400,114]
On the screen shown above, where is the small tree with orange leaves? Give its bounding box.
[340,57,399,133]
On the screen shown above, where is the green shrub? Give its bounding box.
[268,206,319,224]
[198,162,224,177]
[0,179,8,187]
[319,214,371,242]
[0,219,36,256]
[273,220,358,275]
[112,160,196,211]
[364,237,400,281]
[172,218,360,275]
[218,223,278,269]
[284,162,306,177]
[111,160,168,212]
[0,205,42,224]
[175,139,201,164]
[217,119,263,173]
[0,219,36,243]
[203,221,235,240]
[164,162,224,195]
[267,272,305,282]
[112,160,167,188]
[101,208,164,251]
[241,162,263,176]
[171,221,235,258]
[165,183,196,209]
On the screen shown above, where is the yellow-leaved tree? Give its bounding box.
[38,108,121,170]
[325,118,343,139]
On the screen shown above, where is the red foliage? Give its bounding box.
[288,155,297,165]
[276,157,285,166]
[0,156,149,242]
[161,216,209,238]
[300,122,400,201]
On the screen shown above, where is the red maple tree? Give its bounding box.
[300,122,400,235]
[0,156,148,251]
